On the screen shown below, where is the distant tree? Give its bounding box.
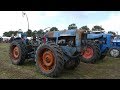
[3,32,9,37]
[68,23,77,30]
[92,25,104,31]
[13,31,18,36]
[32,30,37,36]
[26,29,32,37]
[108,31,116,36]
[3,31,14,37]
[50,27,59,31]
[80,25,90,31]
[3,30,21,37]
[37,29,45,37]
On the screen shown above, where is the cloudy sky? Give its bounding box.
[0,11,120,36]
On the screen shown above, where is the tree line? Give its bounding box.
[3,24,116,37]
[3,27,59,37]
[67,23,116,35]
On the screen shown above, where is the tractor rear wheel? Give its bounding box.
[81,42,100,63]
[9,40,27,65]
[109,48,120,58]
[35,43,64,77]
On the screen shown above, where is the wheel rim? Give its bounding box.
[82,46,94,59]
[12,46,20,59]
[38,49,55,71]
[110,49,119,57]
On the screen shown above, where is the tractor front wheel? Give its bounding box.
[109,48,120,58]
[35,43,64,77]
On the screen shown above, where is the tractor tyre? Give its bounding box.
[81,42,100,64]
[108,47,120,58]
[64,57,80,70]
[9,40,27,65]
[35,43,64,77]
[93,42,107,60]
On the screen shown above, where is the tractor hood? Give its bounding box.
[45,29,85,38]
[87,33,112,39]
[87,34,103,39]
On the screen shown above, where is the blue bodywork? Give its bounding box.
[112,39,120,46]
[53,30,81,47]
[87,32,120,56]
[45,30,118,60]
[45,29,84,61]
[110,38,120,51]
[87,33,113,55]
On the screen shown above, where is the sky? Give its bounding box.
[0,11,120,36]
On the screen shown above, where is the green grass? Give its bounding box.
[0,43,120,79]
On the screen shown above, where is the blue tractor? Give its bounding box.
[80,31,114,63]
[108,36,120,58]
[9,29,88,77]
[9,29,117,77]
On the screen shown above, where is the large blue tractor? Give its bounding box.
[10,28,118,77]
[9,29,88,77]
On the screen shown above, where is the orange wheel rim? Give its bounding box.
[13,46,20,59]
[83,47,94,59]
[38,49,55,71]
[43,51,54,67]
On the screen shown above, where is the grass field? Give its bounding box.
[0,43,120,79]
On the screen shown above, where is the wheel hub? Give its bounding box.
[110,49,119,57]
[43,51,54,67]
[13,46,20,59]
[83,47,94,59]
